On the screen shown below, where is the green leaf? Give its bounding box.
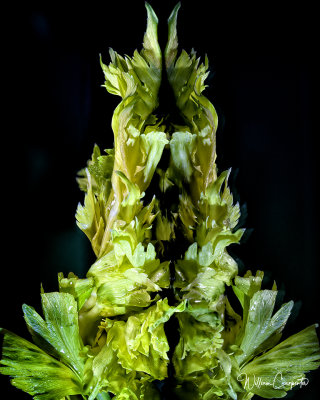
[58,272,94,310]
[22,292,85,378]
[232,269,265,347]
[79,228,170,345]
[169,131,197,182]
[101,52,137,99]
[76,169,97,240]
[142,2,162,69]
[165,2,181,69]
[88,146,114,198]
[236,290,293,366]
[84,301,181,395]
[173,309,224,378]
[197,170,242,241]
[182,266,225,305]
[100,3,163,202]
[233,270,264,309]
[116,171,144,223]
[177,190,197,241]
[203,169,229,206]
[0,328,84,400]
[139,131,169,189]
[155,209,176,242]
[116,171,142,208]
[77,145,114,199]
[107,299,184,380]
[165,5,218,193]
[175,237,241,307]
[240,325,320,398]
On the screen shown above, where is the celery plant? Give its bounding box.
[1,3,319,399]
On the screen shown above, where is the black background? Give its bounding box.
[1,0,319,398]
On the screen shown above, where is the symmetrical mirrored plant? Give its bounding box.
[1,3,319,399]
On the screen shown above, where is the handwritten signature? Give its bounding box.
[237,372,309,391]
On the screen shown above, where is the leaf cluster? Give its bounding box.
[1,3,319,400]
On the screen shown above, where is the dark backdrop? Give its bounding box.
[1,1,319,398]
